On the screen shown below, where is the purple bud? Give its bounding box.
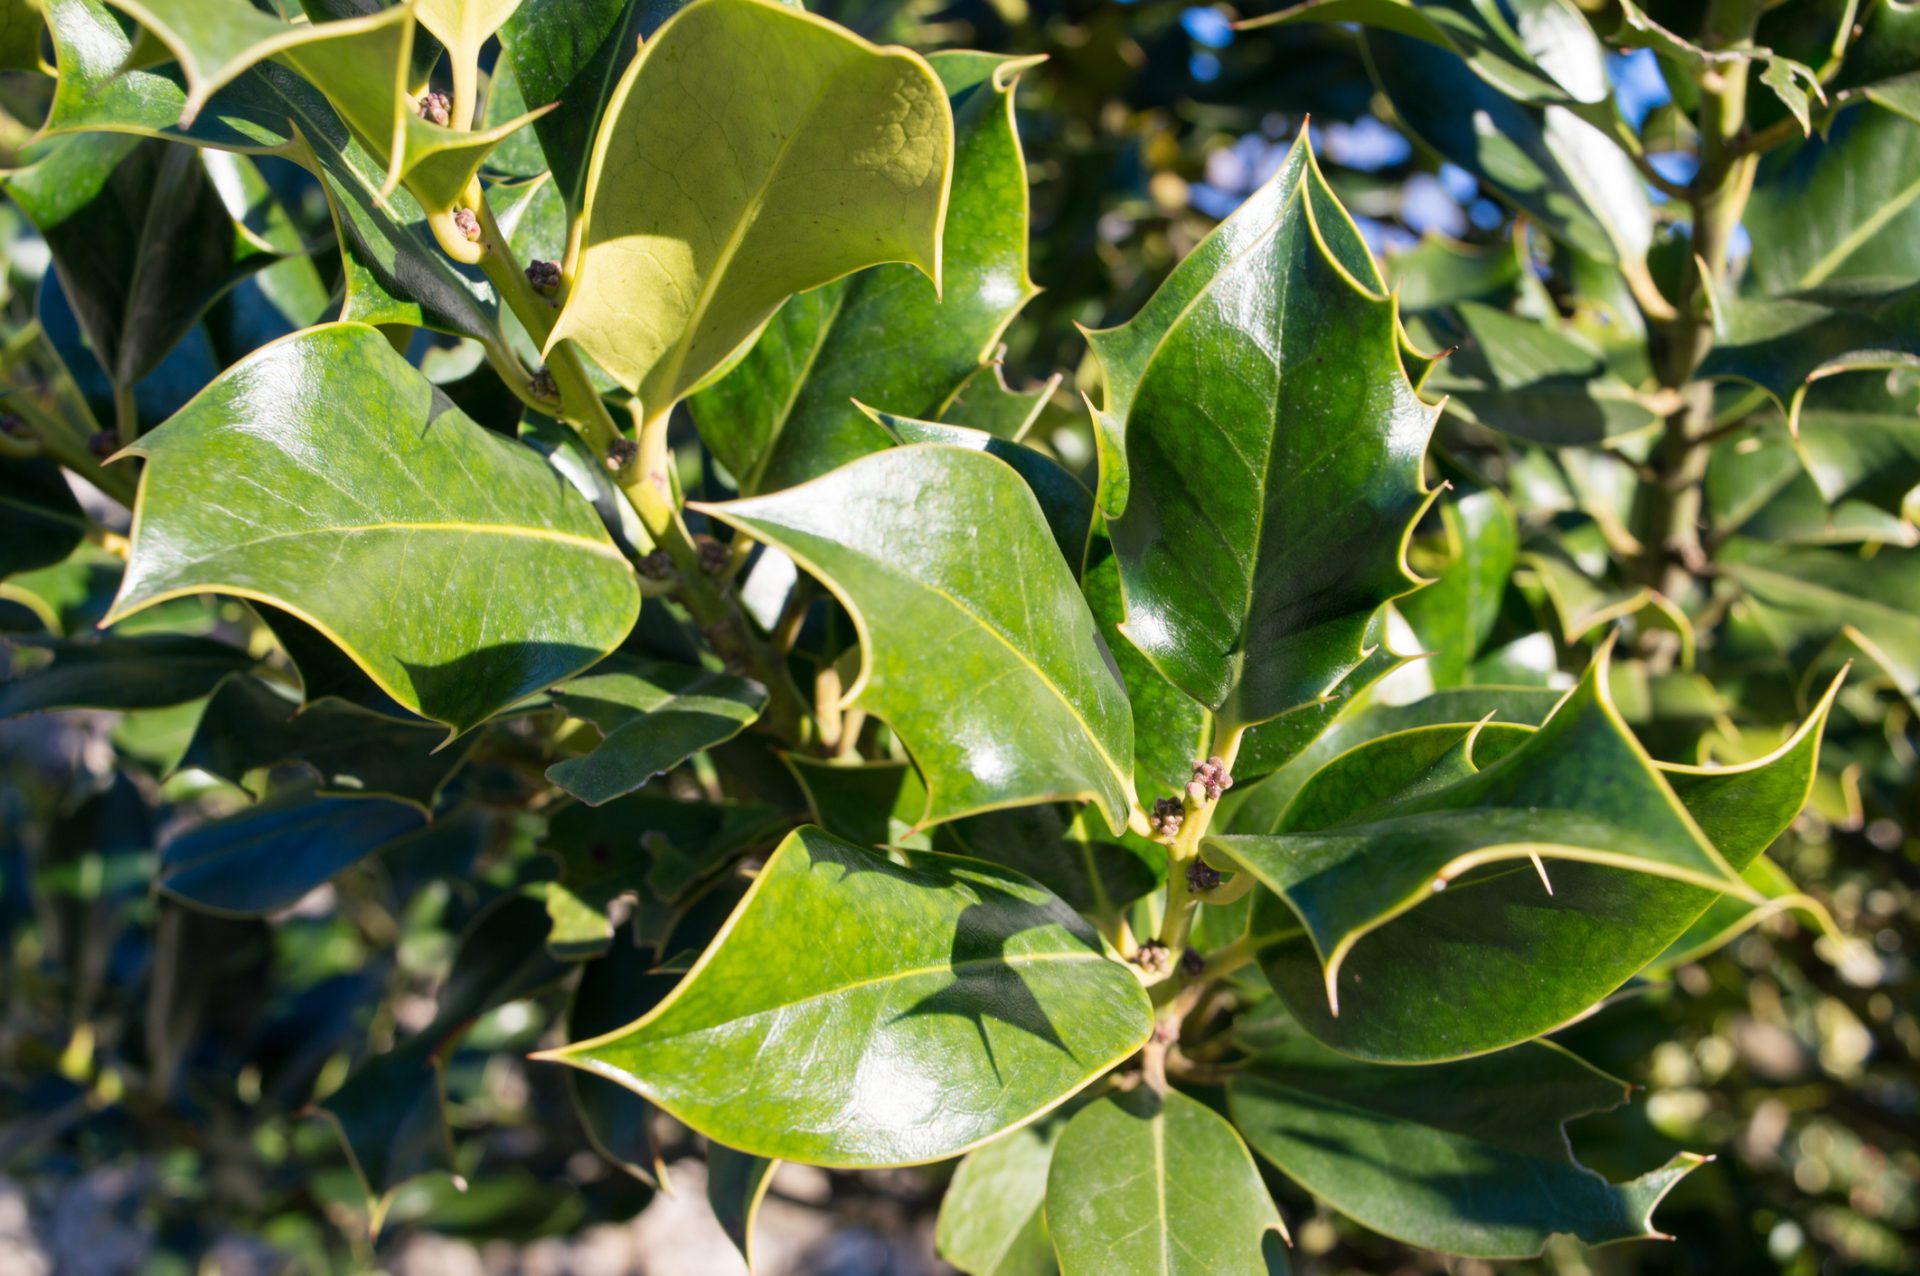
[417,91,451,127]
[452,207,481,243]
[526,259,562,295]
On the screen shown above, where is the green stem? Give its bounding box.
[1634,0,1763,598]
[468,191,813,747]
[1154,725,1246,958]
[112,380,138,448]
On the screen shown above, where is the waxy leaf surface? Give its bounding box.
[1241,667,1841,1060]
[0,461,89,579]
[937,1118,1064,1276]
[0,633,255,717]
[1,133,280,389]
[547,657,767,806]
[1746,103,1920,292]
[1095,135,1432,730]
[158,788,426,915]
[706,1143,778,1271]
[42,0,500,342]
[1399,484,1519,687]
[109,324,640,733]
[544,826,1152,1166]
[1230,1032,1703,1257]
[549,0,953,413]
[1046,1088,1288,1276]
[179,675,472,813]
[690,51,1038,491]
[699,446,1135,831]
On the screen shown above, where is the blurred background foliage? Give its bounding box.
[1,0,1916,1273]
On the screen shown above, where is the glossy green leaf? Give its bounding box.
[0,459,88,579]
[690,50,1038,491]
[541,826,1152,1167]
[1217,659,1746,1011]
[177,674,472,814]
[110,0,543,208]
[785,755,931,849]
[1400,484,1519,686]
[1425,303,1661,445]
[2,133,281,390]
[871,405,1094,568]
[108,323,641,734]
[1244,0,1609,105]
[498,0,686,207]
[547,657,767,806]
[1229,609,1422,782]
[1746,103,1920,293]
[158,788,426,915]
[0,633,256,717]
[1082,527,1211,799]
[42,0,502,342]
[1229,1032,1705,1258]
[548,0,954,414]
[1721,538,1920,701]
[699,446,1135,831]
[1241,667,1842,1061]
[1698,278,1920,420]
[1094,133,1433,730]
[1084,133,1378,515]
[938,1118,1064,1276]
[1793,370,1920,518]
[1046,1088,1289,1276]
[1366,30,1653,269]
[707,1143,778,1271]
[934,802,1162,917]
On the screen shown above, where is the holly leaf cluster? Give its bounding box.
[1,0,1911,1269]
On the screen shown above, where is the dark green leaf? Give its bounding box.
[707,1143,778,1271]
[0,633,256,717]
[1746,102,1920,293]
[689,50,1040,491]
[1722,539,1920,701]
[934,802,1163,917]
[698,446,1135,832]
[108,323,641,734]
[0,460,88,579]
[1424,303,1661,445]
[1046,1088,1289,1276]
[1229,1032,1705,1258]
[547,657,767,806]
[178,674,472,813]
[938,1119,1063,1276]
[1399,484,1519,686]
[1082,526,1212,799]
[540,826,1152,1166]
[1093,134,1433,730]
[1,133,281,389]
[1240,665,1842,1061]
[159,788,426,915]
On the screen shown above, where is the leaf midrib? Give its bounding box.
[146,517,627,564]
[633,948,1112,1049]
[650,50,858,404]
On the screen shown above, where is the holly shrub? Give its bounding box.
[2,0,1917,1272]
